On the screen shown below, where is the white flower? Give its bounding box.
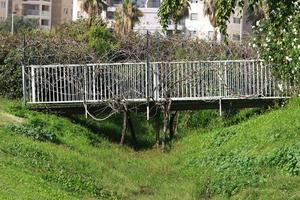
[256,20,260,26]
[293,28,297,34]
[252,43,257,48]
[286,56,292,62]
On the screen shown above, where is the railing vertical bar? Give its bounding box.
[31,67,36,103]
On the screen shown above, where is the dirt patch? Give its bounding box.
[0,112,25,126]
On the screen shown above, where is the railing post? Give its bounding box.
[22,65,26,105]
[84,65,87,102]
[153,63,159,101]
[224,62,228,97]
[218,62,222,116]
[93,65,96,101]
[146,30,150,120]
[31,67,36,103]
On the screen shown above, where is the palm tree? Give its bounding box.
[82,0,107,26]
[203,0,218,40]
[114,0,143,37]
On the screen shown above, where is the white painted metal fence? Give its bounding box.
[23,60,293,105]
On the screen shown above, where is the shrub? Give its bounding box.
[6,124,59,143]
[87,24,118,56]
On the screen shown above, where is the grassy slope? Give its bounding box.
[0,98,299,200]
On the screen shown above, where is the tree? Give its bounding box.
[0,16,38,34]
[114,0,143,37]
[82,0,107,26]
[203,0,218,40]
[158,0,190,34]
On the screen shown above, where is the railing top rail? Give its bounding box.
[26,59,264,68]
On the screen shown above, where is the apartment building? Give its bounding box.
[0,0,9,21]
[52,0,73,26]
[0,0,73,29]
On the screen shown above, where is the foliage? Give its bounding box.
[0,34,23,98]
[6,123,60,144]
[0,16,38,34]
[0,26,97,98]
[112,33,256,62]
[178,107,265,131]
[87,24,118,55]
[158,0,190,32]
[251,1,300,81]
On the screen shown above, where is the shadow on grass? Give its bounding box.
[67,113,156,151]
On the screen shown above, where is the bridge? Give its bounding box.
[22,60,293,115]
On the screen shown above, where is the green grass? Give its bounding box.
[0,98,299,199]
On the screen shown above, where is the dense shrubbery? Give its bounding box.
[0,16,38,34]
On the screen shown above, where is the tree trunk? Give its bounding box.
[213,27,218,41]
[162,109,168,150]
[169,112,178,142]
[154,112,161,149]
[120,110,128,145]
[173,22,178,35]
[161,100,171,151]
[127,113,137,149]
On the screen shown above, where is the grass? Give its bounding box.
[0,98,299,199]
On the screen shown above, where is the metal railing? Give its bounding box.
[23,60,293,105]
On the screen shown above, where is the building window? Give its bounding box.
[190,13,198,20]
[208,31,214,40]
[0,1,6,8]
[107,11,114,19]
[147,0,160,8]
[233,17,241,24]
[232,34,241,41]
[41,19,49,26]
[64,8,68,15]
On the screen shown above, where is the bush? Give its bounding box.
[6,123,60,144]
[87,24,118,56]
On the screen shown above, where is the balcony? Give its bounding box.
[41,10,50,16]
[22,0,51,2]
[23,9,40,16]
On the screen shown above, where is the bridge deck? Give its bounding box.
[23,60,292,112]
